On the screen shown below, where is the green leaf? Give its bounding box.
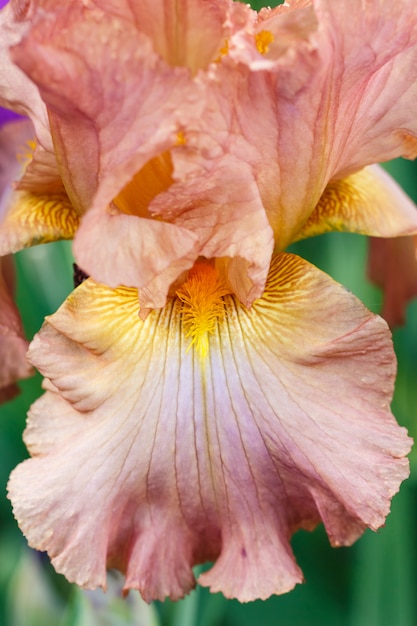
[60,572,160,626]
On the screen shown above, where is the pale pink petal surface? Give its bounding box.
[9,254,410,601]
[0,254,32,399]
[0,118,31,218]
[6,0,224,302]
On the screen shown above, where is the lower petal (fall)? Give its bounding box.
[8,253,411,602]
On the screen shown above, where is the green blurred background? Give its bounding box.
[1,0,417,624]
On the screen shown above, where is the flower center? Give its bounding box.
[176,263,230,358]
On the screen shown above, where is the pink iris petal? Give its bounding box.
[315,0,417,170]
[0,4,74,255]
[73,208,200,310]
[0,257,33,402]
[368,235,417,327]
[95,0,241,73]
[0,118,31,219]
[0,1,52,150]
[224,0,417,248]
[0,254,32,401]
[9,254,410,601]
[5,0,222,305]
[8,0,208,212]
[3,0,417,305]
[0,119,34,400]
[149,153,274,305]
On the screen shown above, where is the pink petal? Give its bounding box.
[0,118,33,216]
[257,0,417,172]
[0,120,34,399]
[7,0,220,298]
[6,0,417,304]
[0,32,74,255]
[0,1,52,150]
[96,0,238,73]
[229,0,317,69]
[73,207,199,310]
[295,165,417,241]
[221,0,417,248]
[368,235,417,327]
[9,0,206,212]
[150,153,274,305]
[9,254,410,601]
[0,5,74,248]
[0,254,32,398]
[314,0,417,170]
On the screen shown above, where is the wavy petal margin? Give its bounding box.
[8,253,410,601]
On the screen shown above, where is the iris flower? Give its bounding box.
[1,0,417,603]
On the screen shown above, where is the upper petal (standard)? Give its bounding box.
[223,0,417,248]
